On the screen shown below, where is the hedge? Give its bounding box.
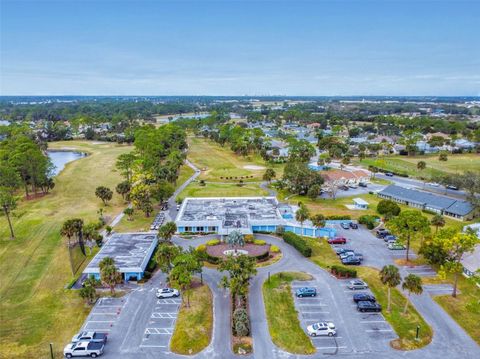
[326,215,352,220]
[253,239,266,245]
[281,232,312,257]
[270,245,280,253]
[358,215,378,230]
[206,239,220,246]
[330,265,357,278]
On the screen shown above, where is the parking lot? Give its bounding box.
[292,273,396,355]
[139,296,181,349]
[82,297,126,333]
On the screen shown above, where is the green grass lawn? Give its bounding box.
[422,273,480,345]
[170,281,213,354]
[357,153,479,179]
[304,237,432,350]
[187,136,284,182]
[262,272,316,354]
[178,182,268,202]
[0,141,131,358]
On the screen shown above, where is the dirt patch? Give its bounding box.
[243,165,265,170]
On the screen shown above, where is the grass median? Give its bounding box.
[170,281,213,355]
[304,237,433,350]
[262,271,316,354]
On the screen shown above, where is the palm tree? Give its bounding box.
[295,203,310,236]
[417,161,427,188]
[99,257,122,295]
[379,265,401,312]
[402,274,423,314]
[430,214,445,234]
[158,221,177,242]
[61,219,77,275]
[311,214,326,229]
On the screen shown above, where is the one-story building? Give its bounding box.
[175,196,336,238]
[321,169,370,188]
[83,233,158,281]
[378,185,476,221]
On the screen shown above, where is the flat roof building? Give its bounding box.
[176,196,336,238]
[83,233,158,281]
[378,185,476,221]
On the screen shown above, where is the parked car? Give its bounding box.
[176,204,181,210]
[295,287,317,297]
[353,293,376,303]
[385,172,394,177]
[348,183,358,189]
[427,182,440,187]
[357,300,382,312]
[339,251,356,260]
[349,222,358,229]
[340,222,350,230]
[64,341,104,358]
[358,182,368,188]
[384,234,397,243]
[328,236,347,244]
[353,252,363,261]
[156,288,179,298]
[446,184,459,190]
[388,242,406,250]
[342,256,361,265]
[306,322,336,337]
[376,229,390,238]
[335,247,353,255]
[339,185,349,191]
[71,331,107,344]
[348,279,368,290]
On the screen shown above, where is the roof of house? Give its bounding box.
[461,245,480,273]
[353,198,369,205]
[378,185,474,216]
[322,169,369,182]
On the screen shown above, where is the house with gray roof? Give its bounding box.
[378,185,476,221]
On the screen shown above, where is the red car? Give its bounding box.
[328,237,347,244]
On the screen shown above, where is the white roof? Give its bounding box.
[353,198,369,205]
[461,245,480,273]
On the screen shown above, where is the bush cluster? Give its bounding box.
[326,215,351,220]
[358,215,378,229]
[282,232,312,257]
[253,239,266,245]
[330,265,357,278]
[233,308,250,337]
[244,234,255,243]
[206,239,220,246]
[270,245,280,253]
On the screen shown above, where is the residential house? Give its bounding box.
[322,169,370,188]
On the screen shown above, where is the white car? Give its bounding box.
[156,288,179,298]
[427,182,440,187]
[307,322,336,337]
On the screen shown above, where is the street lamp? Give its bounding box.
[415,325,420,341]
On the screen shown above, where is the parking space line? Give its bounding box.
[139,344,167,348]
[145,327,173,335]
[87,320,115,323]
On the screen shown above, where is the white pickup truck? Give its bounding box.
[72,331,107,343]
[63,341,104,358]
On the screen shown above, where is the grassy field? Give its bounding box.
[0,141,131,358]
[262,272,316,354]
[422,273,480,345]
[170,281,213,354]
[357,154,479,179]
[178,182,268,202]
[304,237,433,350]
[187,136,284,182]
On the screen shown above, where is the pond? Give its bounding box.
[47,150,86,176]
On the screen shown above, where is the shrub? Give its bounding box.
[206,239,220,246]
[358,215,378,229]
[254,251,270,262]
[244,234,255,243]
[377,199,401,218]
[197,244,207,252]
[282,232,312,257]
[326,215,351,220]
[330,265,357,278]
[270,245,280,253]
[253,239,266,245]
[233,308,250,336]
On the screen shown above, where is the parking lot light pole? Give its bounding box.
[268,271,270,283]
[415,325,420,341]
[49,343,54,359]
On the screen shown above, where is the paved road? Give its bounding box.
[167,159,201,221]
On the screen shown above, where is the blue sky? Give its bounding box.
[1,0,479,96]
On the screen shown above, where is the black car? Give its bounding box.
[358,182,368,188]
[349,222,358,229]
[376,229,390,238]
[353,293,376,303]
[340,185,349,191]
[385,172,394,177]
[446,185,459,190]
[357,300,382,312]
[342,256,361,265]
